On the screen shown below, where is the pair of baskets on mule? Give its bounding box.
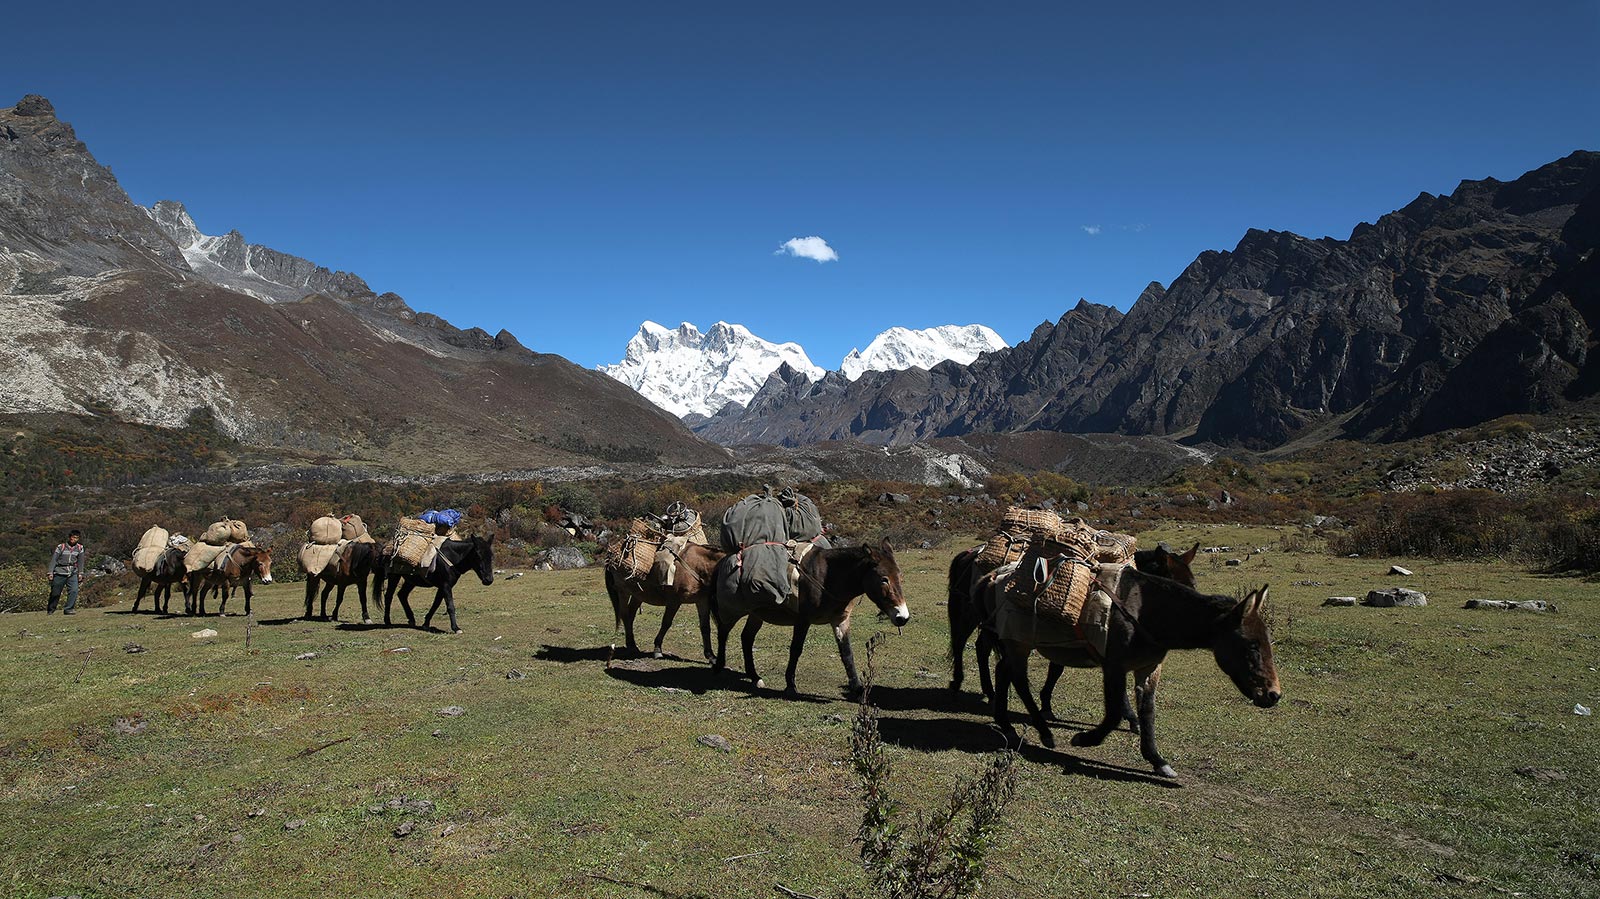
[610,518,665,579]
[979,507,1138,569]
[1012,527,1102,625]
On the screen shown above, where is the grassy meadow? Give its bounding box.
[1,524,1595,898]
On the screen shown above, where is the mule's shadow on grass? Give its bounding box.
[867,684,992,717]
[533,643,613,664]
[874,711,1180,787]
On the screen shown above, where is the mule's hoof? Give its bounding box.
[754,678,766,690]
[452,629,463,635]
[1070,731,1102,748]
[362,619,372,625]
[1038,729,1056,749]
[1155,764,1178,779]
[652,650,665,660]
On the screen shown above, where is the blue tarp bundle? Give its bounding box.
[420,509,463,528]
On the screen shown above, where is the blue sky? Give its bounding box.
[7,1,1598,368]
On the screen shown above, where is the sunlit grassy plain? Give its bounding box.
[2,524,1595,898]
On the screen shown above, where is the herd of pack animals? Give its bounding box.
[122,497,1279,778]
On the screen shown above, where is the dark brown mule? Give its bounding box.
[948,542,1199,705]
[712,539,910,697]
[132,547,189,614]
[187,546,275,616]
[304,542,379,623]
[605,542,725,660]
[991,567,1280,777]
[374,535,495,633]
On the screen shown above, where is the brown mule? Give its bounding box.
[712,539,910,698]
[605,542,725,660]
[186,545,275,617]
[990,566,1280,777]
[305,541,380,623]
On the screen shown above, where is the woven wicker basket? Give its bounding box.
[999,507,1065,537]
[392,517,435,567]
[1089,529,1137,565]
[977,530,1032,567]
[1011,553,1097,624]
[607,519,664,578]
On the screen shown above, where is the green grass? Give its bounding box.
[1,525,1596,898]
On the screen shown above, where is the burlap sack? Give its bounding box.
[184,541,226,573]
[137,526,169,552]
[340,514,374,543]
[201,519,249,546]
[299,542,341,576]
[132,545,165,574]
[309,516,342,545]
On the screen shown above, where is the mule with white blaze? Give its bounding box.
[989,563,1280,778]
[713,538,910,698]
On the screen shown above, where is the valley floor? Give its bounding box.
[1,525,1595,898]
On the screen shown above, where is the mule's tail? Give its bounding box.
[947,548,976,658]
[603,566,625,633]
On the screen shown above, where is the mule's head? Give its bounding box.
[472,533,496,586]
[1213,585,1280,708]
[251,547,275,584]
[1134,541,1199,587]
[864,538,910,627]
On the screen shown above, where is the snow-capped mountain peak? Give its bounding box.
[840,324,1008,380]
[601,320,825,418]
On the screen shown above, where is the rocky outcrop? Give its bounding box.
[699,152,1600,450]
[143,200,372,303]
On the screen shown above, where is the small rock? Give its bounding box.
[696,734,734,753]
[385,647,411,654]
[437,706,465,717]
[656,686,687,694]
[820,713,845,724]
[1225,559,1242,567]
[431,729,444,738]
[284,819,307,831]
[191,628,219,639]
[1322,597,1357,607]
[505,669,526,680]
[878,492,911,504]
[295,652,318,661]
[123,643,146,653]
[1389,565,1413,576]
[1577,704,1593,717]
[112,717,148,736]
[507,572,524,579]
[247,808,266,818]
[394,820,416,837]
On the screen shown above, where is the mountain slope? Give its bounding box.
[839,324,1008,380]
[699,152,1600,449]
[0,95,720,472]
[599,321,825,417]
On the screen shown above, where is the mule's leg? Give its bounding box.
[1133,663,1175,778]
[783,622,811,696]
[1071,665,1127,748]
[948,596,975,692]
[382,575,397,625]
[133,577,150,613]
[622,596,643,655]
[304,578,317,621]
[320,581,335,620]
[696,597,714,663]
[243,582,252,617]
[397,582,418,627]
[330,583,344,621]
[975,629,997,699]
[652,602,680,659]
[712,605,736,673]
[443,587,461,634]
[832,618,865,698]
[740,617,764,689]
[990,642,1021,746]
[1039,663,1063,719]
[1006,648,1054,748]
[356,578,372,625]
[423,589,444,630]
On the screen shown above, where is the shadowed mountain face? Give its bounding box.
[699,151,1600,450]
[0,95,721,473]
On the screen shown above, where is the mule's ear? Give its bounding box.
[488,532,496,545]
[879,537,894,556]
[1183,542,1200,564]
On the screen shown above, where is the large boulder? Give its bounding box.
[1364,588,1427,608]
[534,547,588,570]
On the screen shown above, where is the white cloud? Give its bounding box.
[1081,225,1102,235]
[776,236,838,263]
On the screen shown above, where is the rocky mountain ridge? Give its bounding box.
[0,95,718,472]
[697,151,1600,449]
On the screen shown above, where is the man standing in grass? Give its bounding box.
[47,529,86,615]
